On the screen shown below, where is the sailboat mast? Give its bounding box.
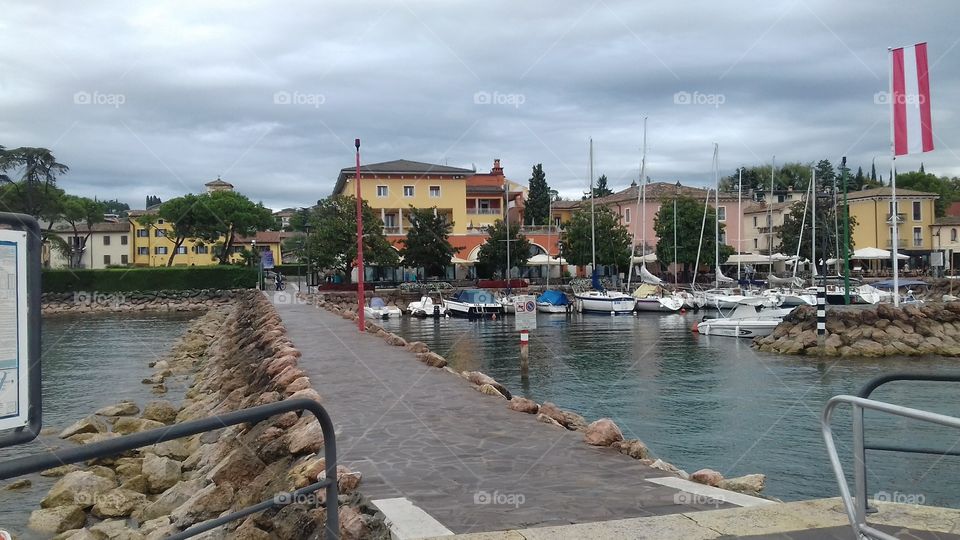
[737,167,742,281]
[713,143,719,281]
[590,138,596,272]
[505,175,510,286]
[626,119,647,292]
[811,168,817,281]
[768,156,775,269]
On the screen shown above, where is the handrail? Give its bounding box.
[822,394,960,540]
[0,398,338,539]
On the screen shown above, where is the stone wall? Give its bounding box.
[28,291,388,539]
[754,302,960,357]
[41,289,244,315]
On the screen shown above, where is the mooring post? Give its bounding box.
[817,286,827,347]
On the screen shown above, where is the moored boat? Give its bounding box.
[445,289,503,318]
[575,290,636,314]
[537,289,571,313]
[693,304,794,338]
[632,284,683,312]
[364,297,403,319]
[406,295,447,318]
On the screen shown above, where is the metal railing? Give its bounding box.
[821,373,960,540]
[0,398,339,539]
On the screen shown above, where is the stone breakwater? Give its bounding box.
[27,292,388,539]
[309,292,769,500]
[41,289,245,315]
[754,302,960,357]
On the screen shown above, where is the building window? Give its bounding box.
[913,227,923,247]
[138,247,148,256]
[176,246,187,254]
[194,245,209,254]
[403,186,414,197]
[719,231,726,244]
[136,229,148,237]
[953,228,958,242]
[624,208,631,224]
[121,255,128,265]
[157,219,165,224]
[717,206,726,221]
[753,216,757,227]
[913,201,922,221]
[429,186,441,198]
[554,217,562,228]
[377,185,388,197]
[384,214,397,228]
[103,235,111,246]
[120,235,128,245]
[155,229,166,237]
[753,238,758,249]
[155,246,168,255]
[103,255,111,265]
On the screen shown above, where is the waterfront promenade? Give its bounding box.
[273,297,734,534]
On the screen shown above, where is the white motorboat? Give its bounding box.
[695,288,779,310]
[575,290,636,314]
[763,288,816,308]
[537,290,571,313]
[364,297,403,319]
[445,289,503,318]
[694,304,794,338]
[406,295,447,318]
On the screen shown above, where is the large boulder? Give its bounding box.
[478,384,507,399]
[141,400,178,424]
[137,478,204,521]
[849,340,884,358]
[208,446,266,487]
[508,397,539,414]
[59,416,109,439]
[690,468,724,487]
[285,418,325,455]
[94,401,140,417]
[612,439,650,459]
[270,503,317,540]
[41,470,115,509]
[583,418,624,446]
[27,505,86,533]
[718,473,766,496]
[170,482,235,529]
[91,487,148,518]
[142,454,182,494]
[113,417,166,435]
[539,402,587,431]
[416,352,447,368]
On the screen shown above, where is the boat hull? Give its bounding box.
[537,302,569,314]
[575,293,636,314]
[364,306,402,319]
[696,319,779,338]
[445,300,503,318]
[634,296,683,312]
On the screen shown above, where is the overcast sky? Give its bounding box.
[1,1,958,210]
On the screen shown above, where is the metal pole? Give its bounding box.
[842,157,851,304]
[737,167,742,281]
[355,138,366,331]
[305,224,312,295]
[505,172,510,286]
[673,196,678,286]
[589,138,596,273]
[888,47,900,307]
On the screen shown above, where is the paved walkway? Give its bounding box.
[274,297,735,534]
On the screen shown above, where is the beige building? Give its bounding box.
[49,221,132,269]
[932,216,960,270]
[741,201,795,254]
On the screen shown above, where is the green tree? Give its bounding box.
[870,161,878,184]
[204,191,275,264]
[158,193,219,266]
[476,220,531,279]
[146,195,162,208]
[60,195,107,267]
[896,170,956,217]
[524,164,551,226]
[0,147,69,219]
[593,174,613,198]
[99,199,130,216]
[560,206,633,272]
[653,196,733,275]
[721,163,812,192]
[815,159,837,190]
[305,195,397,282]
[400,207,458,278]
[775,199,856,262]
[852,166,865,191]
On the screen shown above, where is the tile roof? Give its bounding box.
[334,159,475,195]
[51,220,131,233]
[846,186,938,200]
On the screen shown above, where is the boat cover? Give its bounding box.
[537,290,569,305]
[716,267,736,283]
[768,275,803,288]
[871,279,928,289]
[370,297,386,308]
[639,265,663,285]
[632,283,660,298]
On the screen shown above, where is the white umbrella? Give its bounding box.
[630,253,657,264]
[852,247,908,260]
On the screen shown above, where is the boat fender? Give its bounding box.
[691,322,699,333]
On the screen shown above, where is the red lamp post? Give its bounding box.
[355,138,365,332]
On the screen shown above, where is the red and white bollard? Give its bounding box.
[519,330,529,344]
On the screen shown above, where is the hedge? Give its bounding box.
[42,266,258,293]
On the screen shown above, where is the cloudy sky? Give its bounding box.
[1,1,958,210]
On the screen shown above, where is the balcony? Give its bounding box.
[383,226,401,235]
[885,239,908,249]
[913,238,925,248]
[467,208,502,215]
[886,213,906,224]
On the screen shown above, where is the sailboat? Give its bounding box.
[497,176,522,314]
[574,138,636,315]
[627,119,683,313]
[762,174,815,307]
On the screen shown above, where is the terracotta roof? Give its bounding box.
[205,178,234,188]
[846,186,938,200]
[946,201,960,217]
[742,201,796,214]
[933,216,960,226]
[334,159,475,195]
[234,231,301,244]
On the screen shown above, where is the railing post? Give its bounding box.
[852,403,868,524]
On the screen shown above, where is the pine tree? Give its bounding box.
[920,162,925,174]
[815,160,836,190]
[524,164,551,226]
[853,166,865,190]
[593,174,613,197]
[870,162,877,183]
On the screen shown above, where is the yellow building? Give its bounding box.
[333,159,474,236]
[846,187,938,255]
[128,210,219,267]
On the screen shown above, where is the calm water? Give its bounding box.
[0,312,197,538]
[380,312,960,506]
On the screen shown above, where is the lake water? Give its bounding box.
[380,312,960,507]
[0,312,197,538]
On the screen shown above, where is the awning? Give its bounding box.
[630,253,657,263]
[527,254,567,265]
[451,257,475,265]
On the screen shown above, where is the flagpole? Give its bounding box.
[888,46,900,307]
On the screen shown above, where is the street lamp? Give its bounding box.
[304,223,312,294]
[674,180,681,286]
[547,189,559,287]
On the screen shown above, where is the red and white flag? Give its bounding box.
[891,42,934,156]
